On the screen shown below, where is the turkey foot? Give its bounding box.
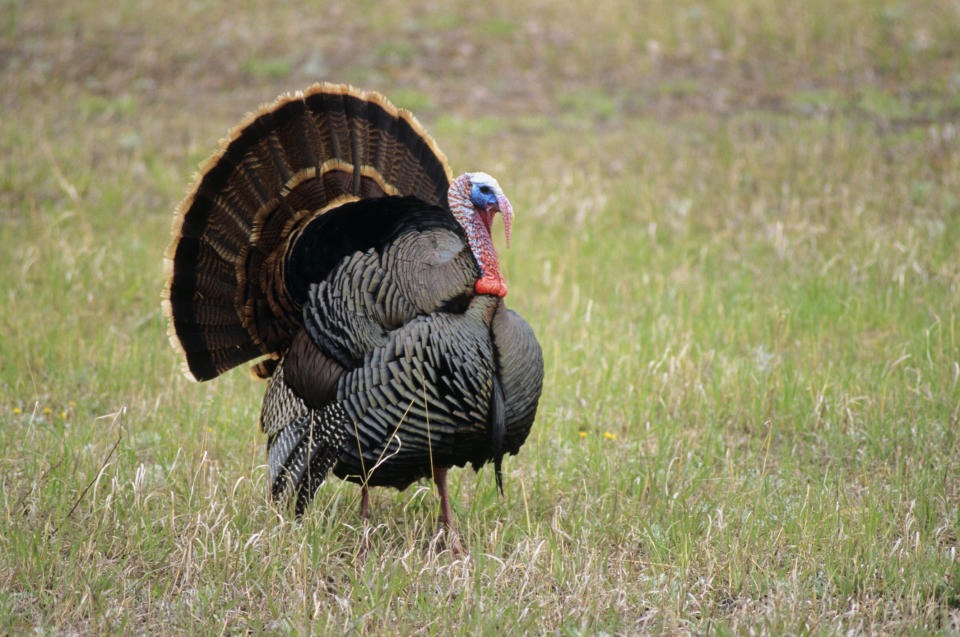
[433,524,464,555]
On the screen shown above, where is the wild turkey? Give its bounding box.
[161,83,544,533]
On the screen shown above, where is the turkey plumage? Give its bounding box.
[162,83,543,528]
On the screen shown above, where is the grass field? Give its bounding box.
[3,0,960,633]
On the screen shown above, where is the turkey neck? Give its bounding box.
[447,176,507,297]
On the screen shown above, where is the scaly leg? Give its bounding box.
[357,485,372,558]
[434,468,453,527]
[433,467,463,554]
[360,485,370,520]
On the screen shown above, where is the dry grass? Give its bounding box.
[2,0,960,633]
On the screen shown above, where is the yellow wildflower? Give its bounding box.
[603,432,616,440]
[578,431,588,438]
[43,407,52,415]
[13,407,21,414]
[207,427,213,433]
[61,411,67,419]
[69,401,76,407]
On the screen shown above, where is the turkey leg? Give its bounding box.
[433,467,463,553]
[433,467,454,527]
[360,485,370,520]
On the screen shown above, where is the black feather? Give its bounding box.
[490,376,506,496]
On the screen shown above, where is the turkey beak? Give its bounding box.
[494,195,513,249]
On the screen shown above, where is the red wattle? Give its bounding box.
[476,272,508,297]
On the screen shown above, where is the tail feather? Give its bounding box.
[163,83,453,381]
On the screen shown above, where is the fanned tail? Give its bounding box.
[162,83,453,381]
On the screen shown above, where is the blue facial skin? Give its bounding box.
[470,182,498,210]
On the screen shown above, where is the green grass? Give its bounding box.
[242,57,294,80]
[2,0,960,633]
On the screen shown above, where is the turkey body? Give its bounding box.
[163,84,543,521]
[261,197,542,514]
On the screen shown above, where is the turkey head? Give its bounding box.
[447,172,514,298]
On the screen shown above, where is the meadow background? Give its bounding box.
[2,0,960,633]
